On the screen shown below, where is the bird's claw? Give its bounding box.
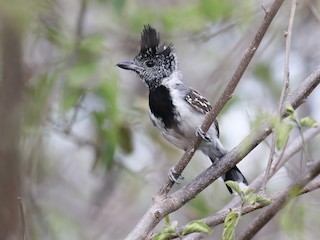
[168,166,184,184]
[196,126,211,142]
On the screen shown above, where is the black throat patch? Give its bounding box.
[149,85,176,129]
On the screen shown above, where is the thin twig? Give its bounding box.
[17,197,26,240]
[262,0,298,190]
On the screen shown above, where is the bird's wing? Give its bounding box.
[185,89,220,138]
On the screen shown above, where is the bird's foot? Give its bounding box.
[196,126,211,142]
[168,166,184,184]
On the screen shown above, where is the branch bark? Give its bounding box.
[0,18,25,240]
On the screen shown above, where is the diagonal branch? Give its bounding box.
[156,0,286,198]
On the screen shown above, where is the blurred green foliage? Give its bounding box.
[25,73,56,128]
[0,0,39,30]
[199,0,233,21]
[114,0,254,33]
[153,215,211,239]
[93,75,120,169]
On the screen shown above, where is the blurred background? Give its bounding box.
[0,0,320,239]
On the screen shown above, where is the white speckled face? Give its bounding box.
[133,47,177,90]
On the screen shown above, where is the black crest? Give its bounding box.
[140,25,174,58]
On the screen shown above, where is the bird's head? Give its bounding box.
[117,25,177,90]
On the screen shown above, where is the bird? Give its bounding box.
[116,25,248,194]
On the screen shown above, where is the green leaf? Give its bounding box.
[243,191,272,206]
[222,211,240,240]
[285,105,298,122]
[164,215,170,225]
[225,181,242,196]
[275,122,292,150]
[182,221,211,236]
[285,105,295,116]
[153,216,178,240]
[255,195,272,206]
[300,117,318,128]
[243,191,257,205]
[152,232,175,240]
[163,221,178,234]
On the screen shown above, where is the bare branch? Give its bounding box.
[238,160,320,240]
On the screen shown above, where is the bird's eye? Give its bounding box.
[145,60,155,67]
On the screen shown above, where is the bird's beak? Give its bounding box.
[116,61,144,72]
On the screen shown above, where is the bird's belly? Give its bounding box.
[162,112,206,150]
[149,96,219,151]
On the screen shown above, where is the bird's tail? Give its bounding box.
[222,165,248,194]
[206,140,248,194]
[209,153,248,194]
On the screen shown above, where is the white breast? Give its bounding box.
[149,71,219,151]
